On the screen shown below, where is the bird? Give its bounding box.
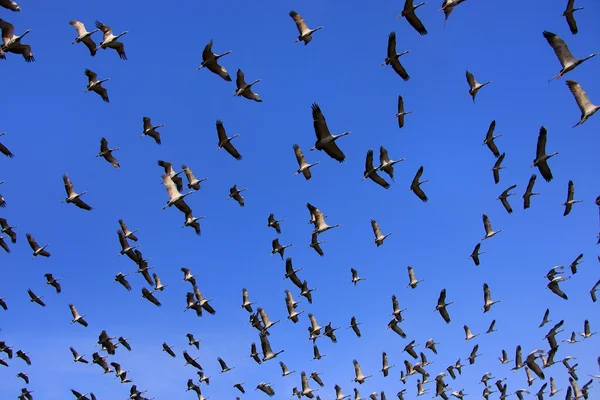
[371,219,391,247]
[94,20,127,59]
[69,20,98,56]
[152,273,167,291]
[181,164,207,191]
[308,203,340,235]
[565,79,599,127]
[216,120,243,160]
[394,95,412,128]
[43,273,62,293]
[197,40,232,81]
[438,0,468,26]
[522,174,539,209]
[491,152,506,184]
[260,331,284,361]
[563,0,583,34]
[227,184,246,207]
[467,344,481,365]
[0,218,16,243]
[61,174,92,210]
[543,31,597,81]
[590,279,600,302]
[69,347,88,363]
[16,372,29,384]
[469,243,485,266]
[26,233,50,257]
[27,289,45,306]
[498,185,516,213]
[382,32,410,81]
[407,266,424,288]
[218,357,235,373]
[241,288,256,313]
[161,173,193,210]
[256,382,275,397]
[309,232,326,256]
[118,337,131,351]
[409,166,428,202]
[289,10,323,45]
[486,321,497,334]
[279,361,295,377]
[0,297,6,310]
[350,268,366,285]
[547,279,568,300]
[118,219,138,242]
[0,0,19,11]
[96,137,120,168]
[270,238,293,260]
[158,160,184,191]
[569,253,584,274]
[0,132,14,158]
[425,338,439,354]
[141,287,161,307]
[563,180,583,216]
[580,319,596,339]
[160,342,176,358]
[378,146,404,182]
[483,283,501,312]
[465,70,491,102]
[353,359,372,384]
[349,316,362,337]
[0,19,33,62]
[234,69,262,102]
[310,103,350,162]
[464,325,479,341]
[141,117,164,144]
[183,350,203,370]
[116,230,139,262]
[84,69,110,103]
[435,289,453,323]
[399,0,427,35]
[483,120,502,158]
[257,307,280,330]
[362,149,391,189]
[233,382,246,393]
[531,126,558,182]
[482,214,502,240]
[292,144,319,179]
[267,213,284,234]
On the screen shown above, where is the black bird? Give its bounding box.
[531,126,558,182]
[382,32,410,81]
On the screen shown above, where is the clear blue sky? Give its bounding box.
[1,0,599,398]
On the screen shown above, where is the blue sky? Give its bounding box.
[1,0,599,398]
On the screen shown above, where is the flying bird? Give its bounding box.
[522,174,539,209]
[469,243,485,266]
[0,1,20,11]
[378,146,404,182]
[292,144,319,179]
[234,69,262,102]
[531,126,558,182]
[141,287,161,307]
[227,184,246,207]
[69,20,98,56]
[362,149,390,189]
[26,233,50,257]
[409,166,428,202]
[407,266,423,288]
[309,232,325,256]
[0,132,14,158]
[181,164,207,191]
[371,219,391,247]
[563,180,583,216]
[141,117,164,144]
[84,69,110,103]
[543,31,597,81]
[289,10,323,45]
[310,103,350,162]
[44,273,61,293]
[267,213,284,234]
[565,79,599,127]
[96,137,120,168]
[439,0,468,26]
[465,70,491,102]
[69,304,88,327]
[94,20,127,59]
[197,40,231,81]
[382,32,410,81]
[216,120,243,160]
[161,173,192,210]
[27,289,45,307]
[399,0,427,35]
[61,174,92,210]
[483,120,502,158]
[435,289,453,323]
[498,185,516,214]
[483,283,500,312]
[563,0,583,34]
[0,19,34,62]
[482,214,502,240]
[394,95,412,128]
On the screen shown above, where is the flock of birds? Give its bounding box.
[0,0,599,400]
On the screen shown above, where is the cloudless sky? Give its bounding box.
[1,0,599,398]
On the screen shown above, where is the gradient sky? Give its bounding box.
[1,0,599,399]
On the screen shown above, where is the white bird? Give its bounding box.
[482,214,502,240]
[289,10,322,45]
[69,20,99,56]
[566,79,599,127]
[69,304,88,327]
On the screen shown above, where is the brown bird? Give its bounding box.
[84,69,110,103]
[399,0,428,35]
[498,185,516,214]
[27,289,45,306]
[0,132,14,158]
[234,69,262,102]
[227,184,246,207]
[141,117,164,144]
[0,218,16,243]
[197,39,232,81]
[439,0,468,27]
[565,79,599,127]
[69,304,88,327]
[69,20,98,56]
[181,164,207,191]
[483,120,502,158]
[158,160,184,192]
[44,273,62,293]
[0,235,10,253]
[543,31,597,82]
[409,166,428,202]
[563,180,583,216]
[16,350,31,365]
[382,32,410,81]
[26,233,50,257]
[0,1,20,12]
[309,232,325,256]
[289,10,322,45]
[141,287,161,307]
[310,103,350,162]
[94,20,127,59]
[216,120,243,160]
[563,0,583,34]
[531,126,558,182]
[96,137,120,168]
[267,213,284,234]
[465,70,491,102]
[569,253,584,274]
[270,238,293,259]
[435,289,452,323]
[362,149,390,189]
[118,219,138,242]
[0,19,34,62]
[522,174,539,209]
[371,219,391,247]
[62,174,92,210]
[292,144,319,180]
[469,243,485,266]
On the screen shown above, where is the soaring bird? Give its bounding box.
[353,359,373,384]
[44,273,62,293]
[543,31,597,81]
[26,233,50,257]
[118,219,138,242]
[547,279,568,300]
[96,137,120,168]
[483,120,502,158]
[531,127,558,183]
[569,253,584,274]
[289,10,322,45]
[27,289,45,306]
[309,232,325,256]
[69,347,88,364]
[94,20,127,59]
[141,117,164,144]
[0,19,33,62]
[292,144,319,179]
[216,120,243,160]
[469,243,485,266]
[371,219,391,247]
[350,268,366,285]
[234,69,262,102]
[465,70,491,102]
[62,174,92,210]
[227,184,246,207]
[382,32,410,81]
[381,351,395,377]
[116,230,139,262]
[565,79,599,127]
[399,0,427,35]
[84,69,110,103]
[409,166,428,202]
[300,371,317,398]
[563,0,584,34]
[394,95,412,128]
[241,288,256,313]
[310,103,350,162]
[197,40,231,81]
[267,213,284,234]
[435,289,453,323]
[161,174,192,210]
[0,218,16,243]
[522,174,539,209]
[498,185,516,214]
[158,160,184,191]
[439,0,468,26]
[378,146,404,182]
[141,287,161,307]
[407,266,423,288]
[183,350,203,370]
[482,283,500,312]
[69,304,88,327]
[482,214,502,240]
[181,164,207,191]
[491,153,506,185]
[260,332,284,361]
[69,20,98,56]
[563,180,582,216]
[362,149,390,189]
[217,357,235,373]
[0,132,14,158]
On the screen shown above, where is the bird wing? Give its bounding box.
[387,31,397,58]
[311,103,332,141]
[371,219,382,238]
[206,60,231,81]
[565,8,578,34]
[202,40,214,61]
[81,35,97,56]
[322,141,346,163]
[379,146,391,166]
[543,31,575,68]
[0,237,9,253]
[567,180,575,203]
[73,197,92,211]
[143,116,152,131]
[404,6,428,35]
[536,126,548,160]
[85,68,97,83]
[391,58,410,81]
[0,142,13,158]
[25,233,39,251]
[92,84,109,103]
[500,196,512,213]
[439,306,451,323]
[94,20,112,36]
[566,80,593,114]
[162,174,180,199]
[103,151,119,168]
[63,174,75,197]
[369,170,391,189]
[466,71,476,89]
[525,174,537,194]
[181,165,195,184]
[99,137,109,153]
[293,144,306,166]
[69,20,87,36]
[365,149,375,173]
[353,359,362,378]
[289,10,310,36]
[0,19,15,43]
[483,283,491,304]
[482,214,492,234]
[236,69,247,90]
